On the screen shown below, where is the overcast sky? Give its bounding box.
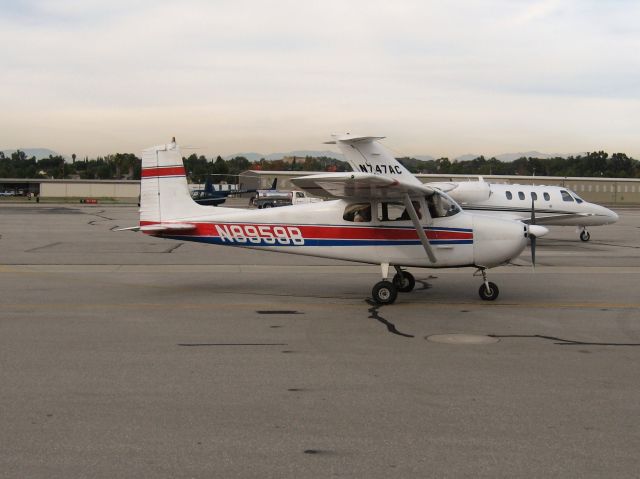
[1,0,639,158]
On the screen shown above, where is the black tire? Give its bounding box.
[263,203,273,208]
[372,281,398,305]
[580,230,590,242]
[479,282,499,301]
[393,271,416,293]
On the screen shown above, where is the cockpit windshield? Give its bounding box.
[426,191,461,218]
[568,189,584,204]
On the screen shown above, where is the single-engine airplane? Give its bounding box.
[430,177,619,241]
[121,135,548,304]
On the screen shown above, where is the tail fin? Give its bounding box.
[204,176,213,194]
[329,134,421,186]
[140,140,209,224]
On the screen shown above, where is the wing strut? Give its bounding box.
[402,194,437,263]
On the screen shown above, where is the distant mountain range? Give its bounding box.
[2,147,581,163]
[224,150,346,162]
[225,150,580,163]
[2,148,61,160]
[456,151,577,162]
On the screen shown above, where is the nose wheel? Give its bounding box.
[475,268,499,301]
[479,281,499,301]
[579,228,590,242]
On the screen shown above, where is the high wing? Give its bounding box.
[291,172,435,200]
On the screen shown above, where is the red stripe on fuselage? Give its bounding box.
[139,221,472,241]
[142,166,185,178]
[297,225,471,241]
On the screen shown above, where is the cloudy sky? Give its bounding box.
[1,0,638,158]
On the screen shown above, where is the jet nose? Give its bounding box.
[473,215,527,267]
[594,204,619,225]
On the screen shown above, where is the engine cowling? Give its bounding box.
[445,181,491,204]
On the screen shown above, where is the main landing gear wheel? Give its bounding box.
[372,281,398,305]
[393,271,416,293]
[479,282,499,301]
[580,230,590,242]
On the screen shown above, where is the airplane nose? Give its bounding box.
[607,209,619,224]
[595,204,619,225]
[473,215,527,267]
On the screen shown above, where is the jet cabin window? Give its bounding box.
[506,191,513,200]
[518,192,525,200]
[343,203,371,222]
[560,190,574,202]
[531,192,538,201]
[543,192,550,201]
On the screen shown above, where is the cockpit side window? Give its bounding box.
[343,203,372,222]
[376,202,413,222]
[506,191,513,200]
[560,190,574,202]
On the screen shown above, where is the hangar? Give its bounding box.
[0,178,139,202]
[1,174,640,204]
[238,171,640,205]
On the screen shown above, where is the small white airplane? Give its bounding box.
[122,135,548,304]
[431,178,619,241]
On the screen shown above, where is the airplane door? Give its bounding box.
[374,198,430,266]
[425,192,474,267]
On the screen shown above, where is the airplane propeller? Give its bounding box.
[530,199,537,267]
[526,201,549,269]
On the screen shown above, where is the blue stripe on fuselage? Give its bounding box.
[163,236,473,247]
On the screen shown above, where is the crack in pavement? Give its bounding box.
[488,334,640,347]
[366,299,414,338]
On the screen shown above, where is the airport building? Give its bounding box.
[238,171,640,205]
[0,178,139,202]
[2,174,640,204]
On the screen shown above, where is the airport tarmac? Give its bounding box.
[1,203,640,478]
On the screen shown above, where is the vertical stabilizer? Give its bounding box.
[331,134,422,186]
[139,140,207,224]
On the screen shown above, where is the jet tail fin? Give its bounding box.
[331,134,422,187]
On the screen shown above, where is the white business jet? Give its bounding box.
[122,135,547,304]
[431,178,618,241]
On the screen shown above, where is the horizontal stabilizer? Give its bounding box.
[116,223,196,233]
[331,134,386,144]
[141,223,196,232]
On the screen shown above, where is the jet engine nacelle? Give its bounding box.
[446,181,492,205]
